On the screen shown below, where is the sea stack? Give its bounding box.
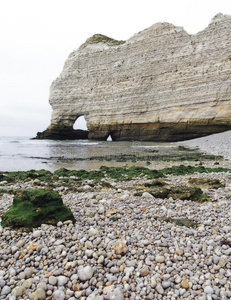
[35,13,231,141]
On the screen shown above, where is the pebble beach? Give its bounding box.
[0,132,231,300]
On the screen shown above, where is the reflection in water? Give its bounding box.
[0,137,176,171]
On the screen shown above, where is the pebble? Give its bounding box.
[0,166,231,299]
[156,283,164,294]
[156,255,165,263]
[57,275,68,286]
[78,266,94,281]
[11,286,25,297]
[49,276,58,285]
[24,267,33,279]
[32,230,42,238]
[1,286,11,296]
[112,240,128,255]
[204,286,213,294]
[53,289,66,300]
[162,281,171,289]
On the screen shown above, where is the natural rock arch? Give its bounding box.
[35,14,231,141]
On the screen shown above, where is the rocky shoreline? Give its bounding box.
[0,156,231,300]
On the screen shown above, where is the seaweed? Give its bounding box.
[162,165,230,176]
[149,186,210,202]
[0,169,52,183]
[160,217,198,228]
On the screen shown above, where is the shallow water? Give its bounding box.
[0,137,177,171]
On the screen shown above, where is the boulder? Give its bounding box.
[1,189,75,230]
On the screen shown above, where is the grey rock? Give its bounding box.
[204,286,213,294]
[33,230,42,238]
[1,286,11,296]
[49,276,58,286]
[52,289,66,300]
[57,275,68,286]
[78,266,94,281]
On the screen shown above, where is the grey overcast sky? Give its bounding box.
[0,0,230,137]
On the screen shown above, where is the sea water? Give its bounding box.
[0,136,176,172]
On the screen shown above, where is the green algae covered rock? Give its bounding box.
[1,189,75,230]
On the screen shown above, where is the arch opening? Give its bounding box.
[107,135,112,141]
[73,116,88,130]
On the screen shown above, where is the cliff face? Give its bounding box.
[36,13,231,141]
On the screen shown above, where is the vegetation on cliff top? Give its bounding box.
[81,34,126,49]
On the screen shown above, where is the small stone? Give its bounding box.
[155,255,165,263]
[204,286,213,294]
[140,239,150,246]
[1,286,11,296]
[156,283,164,294]
[53,289,65,300]
[48,276,58,285]
[37,282,47,291]
[0,181,7,185]
[9,268,16,277]
[182,279,189,289]
[26,242,37,251]
[140,266,149,276]
[162,281,171,289]
[85,250,94,257]
[24,267,33,279]
[107,287,124,300]
[103,285,115,294]
[33,230,42,238]
[29,288,46,300]
[176,248,184,256]
[57,275,68,286]
[105,209,117,216]
[151,277,157,288]
[97,255,104,264]
[78,266,94,281]
[112,240,128,255]
[22,279,32,289]
[12,286,25,297]
[11,246,19,254]
[16,239,26,248]
[142,192,154,199]
[218,255,228,267]
[0,280,5,288]
[88,227,99,237]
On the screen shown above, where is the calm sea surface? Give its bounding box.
[0,136,176,172]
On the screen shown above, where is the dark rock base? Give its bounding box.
[34,121,231,142]
[88,121,231,142]
[33,124,89,140]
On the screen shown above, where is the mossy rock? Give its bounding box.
[149,186,209,202]
[187,178,224,189]
[1,189,75,230]
[143,180,166,187]
[160,217,198,228]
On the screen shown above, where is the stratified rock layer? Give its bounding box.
[36,14,231,141]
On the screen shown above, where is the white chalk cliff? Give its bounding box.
[36,13,231,141]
